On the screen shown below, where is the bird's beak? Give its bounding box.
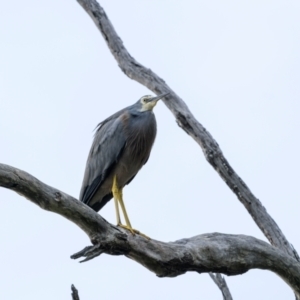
[147,92,170,103]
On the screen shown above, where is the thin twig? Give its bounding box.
[209,273,233,300]
[71,284,80,300]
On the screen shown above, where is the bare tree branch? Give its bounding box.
[209,273,233,300]
[71,284,80,300]
[76,0,299,263]
[1,1,298,298]
[1,163,300,297]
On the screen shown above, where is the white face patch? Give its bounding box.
[139,95,158,112]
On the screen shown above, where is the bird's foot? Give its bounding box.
[117,223,150,240]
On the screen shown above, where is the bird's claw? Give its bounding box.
[117,224,150,240]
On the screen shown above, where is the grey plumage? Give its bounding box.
[79,94,168,214]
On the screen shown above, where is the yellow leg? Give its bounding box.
[114,197,121,225]
[118,192,133,229]
[112,176,122,226]
[112,176,150,239]
[112,176,134,234]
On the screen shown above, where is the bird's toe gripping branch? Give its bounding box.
[118,224,150,240]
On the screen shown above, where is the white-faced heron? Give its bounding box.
[79,93,169,237]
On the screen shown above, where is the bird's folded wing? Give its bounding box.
[79,115,127,205]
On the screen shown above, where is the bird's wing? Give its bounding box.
[79,113,127,205]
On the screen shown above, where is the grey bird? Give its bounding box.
[79,93,169,237]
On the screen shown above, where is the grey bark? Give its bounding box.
[1,0,299,298]
[209,273,233,300]
[71,284,80,300]
[75,1,300,298]
[0,163,300,297]
[76,0,299,262]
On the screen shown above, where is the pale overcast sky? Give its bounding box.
[1,1,300,299]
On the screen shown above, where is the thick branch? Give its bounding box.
[76,0,299,262]
[1,163,300,297]
[0,163,112,238]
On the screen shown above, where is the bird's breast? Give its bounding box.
[124,112,157,163]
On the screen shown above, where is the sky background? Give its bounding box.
[1,0,300,299]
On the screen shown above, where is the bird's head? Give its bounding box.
[138,93,169,112]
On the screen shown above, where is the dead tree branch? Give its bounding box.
[76,0,299,262]
[71,284,80,300]
[0,163,300,297]
[209,273,233,300]
[75,1,300,297]
[1,1,299,298]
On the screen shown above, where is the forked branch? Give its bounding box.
[76,0,299,263]
[0,163,300,297]
[2,0,299,298]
